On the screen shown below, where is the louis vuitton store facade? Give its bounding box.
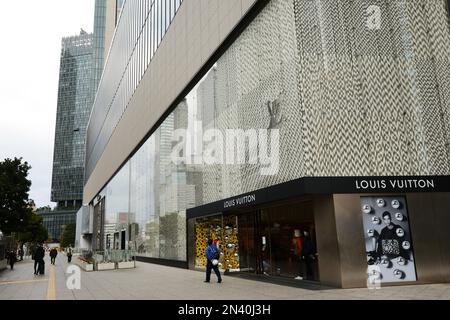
[85,0,450,288]
[186,177,450,288]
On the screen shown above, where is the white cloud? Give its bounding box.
[0,0,94,208]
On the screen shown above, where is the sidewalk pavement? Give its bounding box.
[1,254,450,300]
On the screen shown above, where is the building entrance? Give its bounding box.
[192,197,319,282]
[236,199,318,281]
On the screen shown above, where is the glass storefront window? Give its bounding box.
[236,200,319,281]
[261,201,318,280]
[194,215,239,272]
[104,162,130,251]
[192,199,319,281]
[194,215,222,269]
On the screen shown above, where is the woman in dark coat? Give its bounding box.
[50,248,58,265]
[8,251,17,270]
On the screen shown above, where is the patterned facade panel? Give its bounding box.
[294,0,450,177]
[207,0,302,199]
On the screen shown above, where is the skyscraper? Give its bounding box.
[51,31,93,209]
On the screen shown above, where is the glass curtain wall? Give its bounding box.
[86,0,184,180]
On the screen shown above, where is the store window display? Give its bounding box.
[194,215,239,271]
[259,201,318,281]
[291,229,303,259]
[291,229,303,278]
[292,230,317,280]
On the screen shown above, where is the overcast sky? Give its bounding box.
[0,0,94,209]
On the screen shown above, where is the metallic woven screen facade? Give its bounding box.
[51,32,94,204]
[86,0,184,181]
[88,0,450,260]
[292,0,450,177]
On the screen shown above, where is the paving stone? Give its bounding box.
[2,254,450,300]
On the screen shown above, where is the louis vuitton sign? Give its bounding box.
[355,178,436,191]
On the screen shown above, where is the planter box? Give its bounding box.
[76,260,94,272]
[96,262,116,271]
[83,263,94,272]
[117,261,135,269]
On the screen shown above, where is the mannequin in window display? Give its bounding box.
[258,235,272,275]
[376,212,409,261]
[291,229,304,279]
[261,247,271,275]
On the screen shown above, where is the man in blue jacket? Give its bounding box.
[204,239,222,283]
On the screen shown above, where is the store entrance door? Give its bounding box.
[236,199,319,281]
[236,211,264,274]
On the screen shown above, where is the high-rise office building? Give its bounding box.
[84,0,450,288]
[50,1,122,244]
[51,31,94,209]
[44,31,93,242]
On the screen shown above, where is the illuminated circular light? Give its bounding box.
[376,199,386,207]
[395,212,404,221]
[396,228,405,237]
[362,205,373,214]
[397,257,406,266]
[402,241,411,250]
[391,200,401,209]
[372,216,381,225]
[367,229,375,237]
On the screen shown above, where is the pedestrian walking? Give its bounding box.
[8,251,17,270]
[18,248,24,261]
[50,248,58,265]
[204,239,222,283]
[67,245,73,263]
[33,244,45,275]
